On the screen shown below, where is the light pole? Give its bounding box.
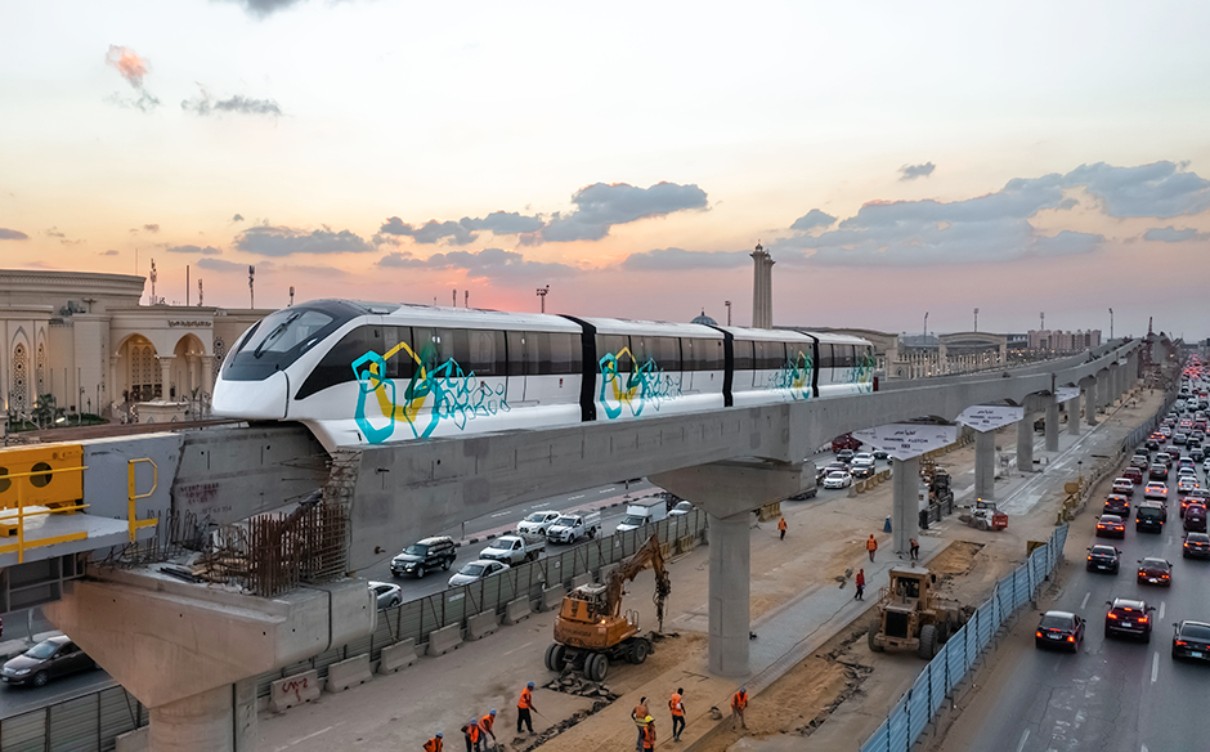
[724,300,732,326]
[923,311,929,338]
[973,307,979,332]
[1108,307,1114,340]
[536,285,550,313]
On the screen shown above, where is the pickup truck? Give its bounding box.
[546,511,602,544]
[479,534,545,565]
[615,498,668,533]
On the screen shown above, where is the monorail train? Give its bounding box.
[212,299,877,452]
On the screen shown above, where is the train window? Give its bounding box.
[597,334,631,372]
[817,345,835,369]
[409,327,442,374]
[683,338,723,371]
[506,331,532,375]
[733,339,754,370]
[835,345,856,369]
[755,341,787,370]
[296,325,382,400]
[382,326,414,380]
[646,336,681,370]
[464,330,506,376]
[547,332,582,374]
[786,342,811,368]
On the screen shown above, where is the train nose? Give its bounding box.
[212,370,290,419]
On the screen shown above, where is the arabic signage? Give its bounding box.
[1055,387,1080,403]
[955,404,1024,432]
[852,423,959,460]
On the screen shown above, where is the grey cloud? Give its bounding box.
[0,228,28,240]
[379,248,577,280]
[167,244,222,255]
[1143,226,1210,243]
[236,225,372,256]
[232,213,245,222]
[143,223,160,233]
[899,162,936,181]
[104,46,160,112]
[789,209,835,232]
[1066,161,1210,218]
[463,211,544,235]
[538,181,708,243]
[183,89,283,117]
[1032,230,1104,256]
[622,248,750,271]
[45,227,66,239]
[377,210,544,246]
[198,258,252,272]
[100,249,119,256]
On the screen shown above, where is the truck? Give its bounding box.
[546,534,671,681]
[615,498,668,533]
[546,511,602,544]
[479,534,546,565]
[831,433,863,453]
[868,566,969,659]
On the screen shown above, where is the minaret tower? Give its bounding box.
[750,242,774,328]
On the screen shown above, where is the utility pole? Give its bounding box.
[724,300,732,326]
[923,311,929,337]
[1108,307,1114,340]
[536,285,550,313]
[464,290,469,308]
[198,279,204,307]
[1040,311,1045,331]
[973,307,979,332]
[249,266,255,309]
[289,286,295,307]
[149,259,157,305]
[186,265,190,306]
[452,289,457,307]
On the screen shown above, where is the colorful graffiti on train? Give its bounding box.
[351,339,509,442]
[768,349,813,400]
[598,347,681,419]
[853,350,877,392]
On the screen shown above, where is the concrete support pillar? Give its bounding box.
[975,430,996,500]
[157,355,175,400]
[149,680,257,752]
[1085,385,1098,426]
[1017,418,1034,473]
[1045,398,1060,451]
[707,511,750,676]
[202,355,215,413]
[1097,372,1110,412]
[1068,398,1081,435]
[891,456,920,554]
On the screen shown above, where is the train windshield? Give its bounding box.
[223,302,361,381]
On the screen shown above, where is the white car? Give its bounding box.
[516,510,562,538]
[1203,458,1210,474]
[668,500,695,516]
[823,470,852,489]
[448,559,510,587]
[852,452,876,466]
[1177,476,1200,494]
[368,581,403,610]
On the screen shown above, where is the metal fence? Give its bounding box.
[859,523,1069,752]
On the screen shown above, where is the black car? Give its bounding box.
[1104,597,1154,641]
[1149,463,1169,480]
[1192,447,1206,462]
[872,448,889,460]
[1137,557,1173,587]
[1103,495,1131,517]
[1035,611,1084,652]
[1,636,95,687]
[1183,532,1210,559]
[1172,620,1210,661]
[1086,544,1121,573]
[1145,437,1161,451]
[389,536,457,579]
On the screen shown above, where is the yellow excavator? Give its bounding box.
[544,534,672,682]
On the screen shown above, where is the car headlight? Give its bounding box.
[12,668,30,676]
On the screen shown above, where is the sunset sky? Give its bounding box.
[3,0,1209,339]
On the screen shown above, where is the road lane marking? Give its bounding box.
[501,640,534,657]
[1160,601,1166,620]
[1151,652,1159,683]
[1081,592,1090,609]
[1015,729,1030,752]
[277,725,339,749]
[568,494,585,500]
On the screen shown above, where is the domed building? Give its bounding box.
[690,310,718,326]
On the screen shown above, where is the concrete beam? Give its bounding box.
[651,460,806,519]
[1045,397,1060,452]
[707,511,750,676]
[891,456,921,554]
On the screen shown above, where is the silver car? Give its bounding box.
[448,559,510,587]
[368,581,403,610]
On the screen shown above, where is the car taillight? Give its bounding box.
[1066,635,1075,643]
[1035,630,1044,638]
[1107,612,1119,620]
[1139,616,1149,623]
[1176,640,1188,646]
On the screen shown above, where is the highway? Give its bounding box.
[934,427,1210,752]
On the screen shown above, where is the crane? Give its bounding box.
[545,535,672,682]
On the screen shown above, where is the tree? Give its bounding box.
[32,394,57,428]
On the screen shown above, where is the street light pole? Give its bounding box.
[724,300,732,326]
[1108,307,1114,340]
[923,311,929,337]
[536,285,550,313]
[973,307,979,332]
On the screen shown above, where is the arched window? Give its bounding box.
[11,343,28,413]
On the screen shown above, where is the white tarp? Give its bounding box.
[1055,386,1080,403]
[955,404,1025,432]
[852,423,959,460]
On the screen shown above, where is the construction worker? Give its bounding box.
[517,681,537,734]
[423,732,444,752]
[730,687,749,730]
[631,696,650,751]
[855,568,865,600]
[866,534,878,562]
[669,687,686,741]
[641,716,657,751]
[462,718,481,752]
[778,516,787,541]
[478,709,497,750]
[909,537,920,561]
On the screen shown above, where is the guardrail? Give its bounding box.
[859,524,1068,752]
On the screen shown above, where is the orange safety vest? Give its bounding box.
[642,723,657,749]
[669,692,684,717]
[778,518,787,531]
[867,536,878,551]
[424,738,443,752]
[518,687,533,709]
[731,690,748,710]
[479,714,495,734]
[464,724,480,742]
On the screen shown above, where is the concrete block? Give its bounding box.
[270,669,321,712]
[377,639,419,674]
[325,655,372,694]
[504,597,533,626]
[598,563,619,584]
[569,573,592,590]
[426,623,463,656]
[540,585,565,612]
[115,727,150,752]
[466,611,500,641]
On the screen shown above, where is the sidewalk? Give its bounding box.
[256,391,1158,751]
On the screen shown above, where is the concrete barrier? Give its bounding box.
[325,655,372,693]
[568,572,592,590]
[540,585,565,612]
[270,669,321,712]
[377,639,419,674]
[466,611,500,641]
[504,597,533,625]
[115,728,150,752]
[426,623,464,656]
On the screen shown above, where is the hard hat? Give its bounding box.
[644,715,654,723]
[489,709,497,716]
[436,732,444,738]
[739,686,747,693]
[527,681,536,689]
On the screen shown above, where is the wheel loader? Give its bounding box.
[867,566,968,659]
[545,534,671,682]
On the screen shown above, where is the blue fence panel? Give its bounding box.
[860,720,889,752]
[976,603,995,649]
[929,649,948,715]
[888,701,911,752]
[965,610,980,662]
[907,675,931,745]
[1054,524,1068,558]
[1013,566,1030,609]
[946,625,969,691]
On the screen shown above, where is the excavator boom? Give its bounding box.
[606,535,672,631]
